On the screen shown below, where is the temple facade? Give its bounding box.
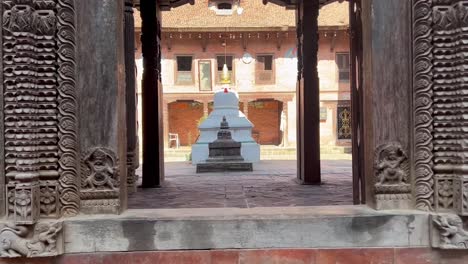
[134,1,351,149]
[0,0,468,263]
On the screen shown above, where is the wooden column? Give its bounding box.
[125,0,138,193]
[296,0,321,184]
[350,0,365,204]
[141,0,164,187]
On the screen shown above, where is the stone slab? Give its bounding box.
[62,206,430,254]
[5,248,465,264]
[196,162,253,173]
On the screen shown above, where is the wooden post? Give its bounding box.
[141,0,164,187]
[124,0,138,193]
[349,0,365,204]
[296,0,321,184]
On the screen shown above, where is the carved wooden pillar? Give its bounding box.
[76,0,127,213]
[124,0,138,194]
[361,0,413,210]
[1,0,80,223]
[296,0,321,184]
[141,0,164,187]
[429,0,468,215]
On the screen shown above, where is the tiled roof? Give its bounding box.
[134,0,349,30]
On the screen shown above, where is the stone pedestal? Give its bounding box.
[197,117,253,173]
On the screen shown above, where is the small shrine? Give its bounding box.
[191,88,260,164]
[196,117,253,173]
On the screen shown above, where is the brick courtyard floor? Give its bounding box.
[128,160,353,209]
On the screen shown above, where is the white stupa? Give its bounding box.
[192,87,260,164]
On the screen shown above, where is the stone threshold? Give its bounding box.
[62,206,431,254]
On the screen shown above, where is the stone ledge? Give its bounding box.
[61,206,430,254]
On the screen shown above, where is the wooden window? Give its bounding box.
[256,54,275,84]
[336,53,350,83]
[176,55,194,85]
[198,60,212,91]
[216,55,234,83]
[218,2,232,9]
[337,105,352,140]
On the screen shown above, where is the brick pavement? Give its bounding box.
[128,160,353,209]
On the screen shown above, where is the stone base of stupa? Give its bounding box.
[196,161,253,173]
[192,142,260,164]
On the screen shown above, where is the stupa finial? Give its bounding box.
[220,116,229,129]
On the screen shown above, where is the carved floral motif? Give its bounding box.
[413,0,435,211]
[0,222,62,258]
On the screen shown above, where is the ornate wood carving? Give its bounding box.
[3,0,78,224]
[125,0,139,193]
[431,0,468,215]
[413,0,435,211]
[80,148,120,211]
[374,143,412,208]
[2,0,79,223]
[56,0,80,217]
[0,221,63,258]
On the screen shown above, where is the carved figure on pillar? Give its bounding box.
[80,148,120,213]
[374,142,411,209]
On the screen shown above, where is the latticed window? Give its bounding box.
[176,55,194,84]
[256,55,275,84]
[336,53,350,82]
[337,106,352,140]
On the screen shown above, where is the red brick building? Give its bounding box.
[134,0,350,149]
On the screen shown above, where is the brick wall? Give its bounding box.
[168,101,204,146]
[12,248,465,264]
[248,99,282,145]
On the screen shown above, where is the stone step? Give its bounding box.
[160,145,352,162]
